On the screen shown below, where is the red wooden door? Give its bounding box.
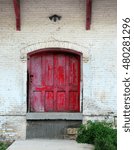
[28,51,80,112]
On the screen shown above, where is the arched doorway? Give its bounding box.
[27,48,81,113]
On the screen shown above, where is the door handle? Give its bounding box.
[30,75,34,78]
[30,75,34,83]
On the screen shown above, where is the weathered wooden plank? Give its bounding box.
[86,0,92,30]
[13,0,21,30]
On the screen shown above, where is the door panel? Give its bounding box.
[31,92,44,112]
[55,54,66,86]
[29,51,80,112]
[30,55,44,112]
[69,92,79,111]
[31,55,42,85]
[42,54,54,86]
[45,91,54,112]
[57,92,66,111]
[69,56,79,85]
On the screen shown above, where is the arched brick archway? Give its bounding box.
[20,41,90,63]
[20,41,90,116]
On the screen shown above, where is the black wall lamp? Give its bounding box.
[49,14,62,22]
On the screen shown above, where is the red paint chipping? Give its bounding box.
[28,49,81,112]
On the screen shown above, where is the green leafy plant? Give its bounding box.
[76,121,117,150]
[0,142,10,150]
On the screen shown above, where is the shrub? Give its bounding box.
[95,135,116,150]
[0,142,9,150]
[76,121,117,150]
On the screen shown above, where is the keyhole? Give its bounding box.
[30,75,34,83]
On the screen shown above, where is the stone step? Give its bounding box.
[26,120,81,139]
[64,128,78,140]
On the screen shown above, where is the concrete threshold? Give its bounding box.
[26,112,83,120]
[7,139,94,150]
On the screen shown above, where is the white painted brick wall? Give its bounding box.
[0,0,117,140]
